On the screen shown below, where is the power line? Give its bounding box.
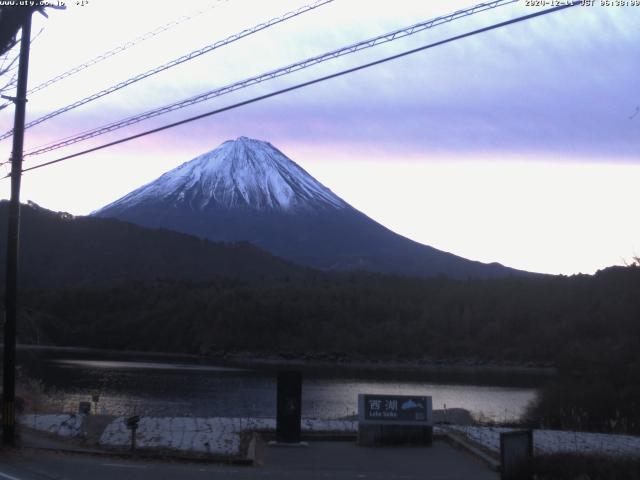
[24,0,519,158]
[0,1,228,111]
[26,1,227,96]
[0,0,334,141]
[9,1,580,178]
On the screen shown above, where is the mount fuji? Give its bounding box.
[93,137,524,278]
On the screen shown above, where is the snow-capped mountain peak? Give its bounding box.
[93,137,525,279]
[99,137,348,213]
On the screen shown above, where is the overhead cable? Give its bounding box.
[25,0,519,157]
[0,0,334,141]
[11,2,580,178]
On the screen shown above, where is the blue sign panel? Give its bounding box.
[358,394,433,425]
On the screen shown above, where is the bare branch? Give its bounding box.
[0,49,20,76]
[0,71,17,93]
[0,27,42,97]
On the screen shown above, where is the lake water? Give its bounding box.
[17,347,542,422]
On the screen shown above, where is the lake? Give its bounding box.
[16,346,543,422]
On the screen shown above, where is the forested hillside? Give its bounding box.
[18,266,639,364]
[0,201,305,287]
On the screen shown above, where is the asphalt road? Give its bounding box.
[0,441,498,480]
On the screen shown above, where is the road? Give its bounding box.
[0,440,498,479]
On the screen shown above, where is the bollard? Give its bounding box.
[276,371,302,443]
[78,401,91,415]
[91,390,100,415]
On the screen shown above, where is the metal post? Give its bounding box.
[126,416,140,452]
[2,10,32,447]
[130,426,136,452]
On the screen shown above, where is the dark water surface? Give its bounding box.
[17,346,542,422]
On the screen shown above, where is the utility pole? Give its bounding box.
[2,9,32,447]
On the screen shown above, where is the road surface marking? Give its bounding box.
[101,463,148,469]
[0,471,23,480]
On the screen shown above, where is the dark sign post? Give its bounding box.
[126,415,140,452]
[358,394,433,446]
[276,371,302,444]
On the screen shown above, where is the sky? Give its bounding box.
[0,0,638,275]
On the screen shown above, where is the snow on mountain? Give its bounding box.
[94,136,528,279]
[99,137,348,213]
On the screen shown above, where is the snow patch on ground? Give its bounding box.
[99,416,358,456]
[19,414,84,437]
[19,414,640,460]
[448,425,640,458]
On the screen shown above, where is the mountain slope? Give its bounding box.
[94,137,527,279]
[0,201,304,288]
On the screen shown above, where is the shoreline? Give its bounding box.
[211,351,556,377]
[15,343,556,378]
